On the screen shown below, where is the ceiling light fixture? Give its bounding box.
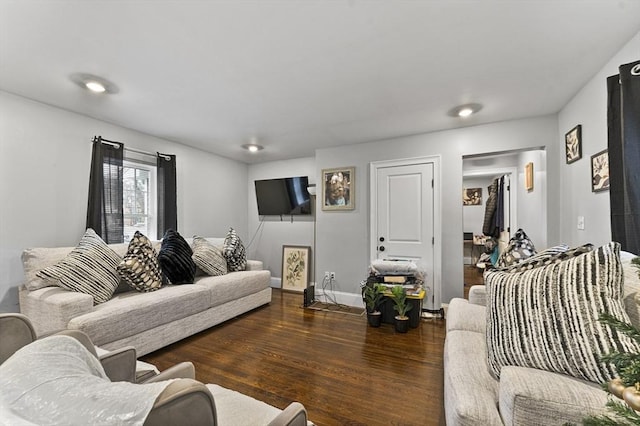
[447,103,483,118]
[70,73,119,94]
[242,138,264,153]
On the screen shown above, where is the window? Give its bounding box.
[123,160,157,241]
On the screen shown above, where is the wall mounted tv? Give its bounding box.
[254,176,311,216]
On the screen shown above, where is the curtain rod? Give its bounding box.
[92,136,172,161]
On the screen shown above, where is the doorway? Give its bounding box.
[370,156,441,311]
[462,149,546,279]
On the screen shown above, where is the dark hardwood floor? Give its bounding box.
[463,264,485,299]
[142,289,447,426]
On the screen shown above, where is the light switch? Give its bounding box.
[577,216,585,230]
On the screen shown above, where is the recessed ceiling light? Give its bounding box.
[447,103,483,118]
[70,73,119,94]
[85,81,106,93]
[242,143,264,153]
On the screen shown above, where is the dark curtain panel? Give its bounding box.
[86,137,124,243]
[157,153,177,237]
[608,60,640,254]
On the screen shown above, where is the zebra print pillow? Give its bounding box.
[223,228,247,272]
[485,242,640,384]
[192,236,227,276]
[36,229,121,304]
[118,231,163,292]
[499,243,594,273]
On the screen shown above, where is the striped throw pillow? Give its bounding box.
[118,231,163,292]
[36,229,121,304]
[192,236,227,276]
[485,242,640,384]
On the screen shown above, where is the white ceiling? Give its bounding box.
[1,1,639,164]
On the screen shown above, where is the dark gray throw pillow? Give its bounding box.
[158,229,196,284]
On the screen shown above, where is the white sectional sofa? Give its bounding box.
[444,249,640,425]
[19,238,272,356]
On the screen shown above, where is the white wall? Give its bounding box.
[517,150,547,249]
[315,115,559,305]
[0,91,248,311]
[558,31,639,247]
[247,158,315,286]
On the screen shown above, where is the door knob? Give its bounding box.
[379,246,385,252]
[379,237,385,242]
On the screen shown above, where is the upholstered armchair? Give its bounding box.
[0,313,308,426]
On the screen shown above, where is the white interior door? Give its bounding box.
[372,161,437,309]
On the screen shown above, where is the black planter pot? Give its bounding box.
[367,311,382,327]
[394,316,410,333]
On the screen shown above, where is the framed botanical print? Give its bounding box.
[565,125,582,164]
[321,167,355,211]
[281,245,311,292]
[591,149,610,192]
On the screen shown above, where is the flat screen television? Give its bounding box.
[254,176,311,216]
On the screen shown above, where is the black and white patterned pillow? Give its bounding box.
[223,228,247,272]
[158,229,196,284]
[496,228,536,268]
[192,236,227,276]
[501,243,594,273]
[36,229,121,304]
[485,242,640,384]
[117,231,163,292]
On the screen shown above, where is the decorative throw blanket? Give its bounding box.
[0,335,172,426]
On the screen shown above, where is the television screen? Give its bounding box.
[254,176,311,215]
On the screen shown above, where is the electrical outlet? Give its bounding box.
[330,272,335,280]
[324,271,330,280]
[577,216,585,230]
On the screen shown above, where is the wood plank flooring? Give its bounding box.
[142,289,447,426]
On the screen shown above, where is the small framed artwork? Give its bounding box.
[322,167,355,211]
[565,125,582,164]
[462,188,482,206]
[525,162,534,191]
[281,245,311,292]
[591,149,610,192]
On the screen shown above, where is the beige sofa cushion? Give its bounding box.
[444,330,502,426]
[67,284,211,346]
[197,270,270,308]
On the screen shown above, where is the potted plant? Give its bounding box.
[390,285,412,333]
[363,283,385,327]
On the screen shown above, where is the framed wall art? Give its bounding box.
[525,162,534,191]
[321,167,355,211]
[591,149,610,192]
[462,188,482,205]
[565,125,582,164]
[281,245,311,292]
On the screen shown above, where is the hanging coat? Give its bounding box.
[482,178,499,236]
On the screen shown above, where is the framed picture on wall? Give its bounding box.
[462,188,482,205]
[281,245,311,292]
[565,125,582,164]
[321,167,355,211]
[591,149,610,192]
[525,162,534,191]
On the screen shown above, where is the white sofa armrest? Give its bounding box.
[19,285,94,337]
[267,402,308,426]
[245,260,264,271]
[468,285,487,306]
